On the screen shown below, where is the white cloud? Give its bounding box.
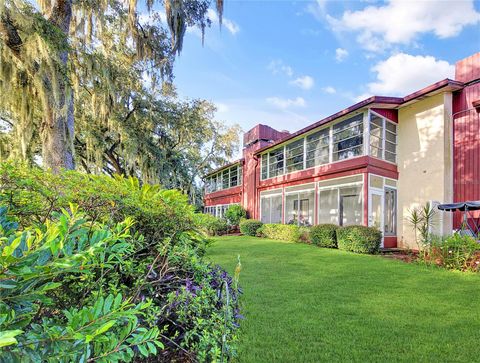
[215,102,229,113]
[322,86,336,94]
[362,53,454,97]
[267,60,294,77]
[335,48,349,62]
[266,97,306,109]
[207,9,240,35]
[327,0,480,51]
[290,75,315,90]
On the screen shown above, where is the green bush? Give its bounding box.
[239,219,263,236]
[0,162,241,362]
[225,205,247,227]
[425,234,480,272]
[310,224,338,248]
[258,223,302,242]
[194,213,228,236]
[336,225,382,254]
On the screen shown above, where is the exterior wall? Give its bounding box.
[204,185,242,206]
[453,53,480,227]
[397,93,453,248]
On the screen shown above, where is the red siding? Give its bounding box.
[371,108,398,123]
[453,63,480,227]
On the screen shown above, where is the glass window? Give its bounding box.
[261,154,268,180]
[286,139,304,173]
[369,114,383,159]
[285,190,315,226]
[369,112,397,163]
[260,194,283,224]
[333,114,363,161]
[318,189,339,224]
[222,169,230,189]
[339,186,362,226]
[306,128,329,168]
[384,188,396,236]
[238,165,243,186]
[230,166,238,187]
[268,148,284,178]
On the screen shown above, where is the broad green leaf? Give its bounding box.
[94,320,117,337]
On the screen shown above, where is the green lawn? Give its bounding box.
[207,236,480,363]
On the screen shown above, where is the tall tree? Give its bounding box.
[0,0,223,172]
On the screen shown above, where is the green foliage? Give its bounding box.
[336,225,382,254]
[423,234,480,272]
[0,163,242,361]
[406,203,436,249]
[194,213,228,236]
[258,224,303,243]
[0,206,162,362]
[239,219,263,236]
[310,224,339,248]
[0,0,240,205]
[225,205,247,227]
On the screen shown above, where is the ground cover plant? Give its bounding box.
[207,235,480,362]
[0,163,241,362]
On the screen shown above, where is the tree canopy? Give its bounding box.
[0,0,240,204]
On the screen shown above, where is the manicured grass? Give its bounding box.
[207,236,480,362]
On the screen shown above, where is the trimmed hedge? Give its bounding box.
[310,224,338,248]
[258,223,302,242]
[240,219,263,236]
[336,225,382,254]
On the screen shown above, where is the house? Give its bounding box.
[203,53,480,249]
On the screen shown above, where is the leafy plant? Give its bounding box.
[310,224,339,248]
[336,225,382,254]
[406,203,436,254]
[225,205,247,228]
[239,219,263,236]
[0,163,242,361]
[194,213,229,236]
[0,206,162,362]
[423,234,480,272]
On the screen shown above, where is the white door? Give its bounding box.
[369,189,384,247]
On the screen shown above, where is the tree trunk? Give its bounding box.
[41,0,75,172]
[41,96,75,171]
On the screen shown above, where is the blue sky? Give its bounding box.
[171,0,480,151]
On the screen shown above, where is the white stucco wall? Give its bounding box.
[397,93,453,249]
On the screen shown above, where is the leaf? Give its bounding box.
[94,319,117,337]
[147,341,157,355]
[103,294,113,315]
[0,329,23,347]
[137,344,148,357]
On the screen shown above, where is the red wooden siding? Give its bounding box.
[453,83,480,227]
[371,108,398,123]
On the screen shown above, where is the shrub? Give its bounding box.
[258,223,302,242]
[310,224,339,248]
[239,219,263,236]
[424,234,480,272]
[225,205,247,227]
[0,206,162,362]
[0,162,241,362]
[194,213,228,236]
[336,225,382,254]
